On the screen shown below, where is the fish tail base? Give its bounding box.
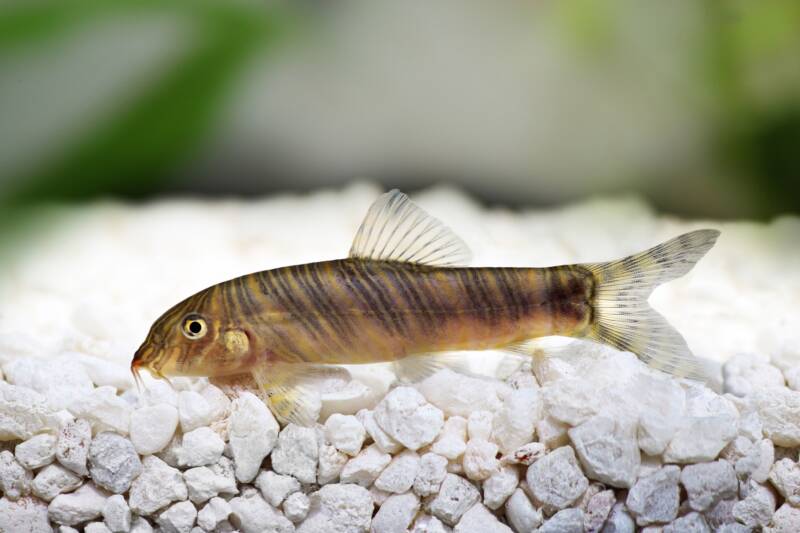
[583,229,720,381]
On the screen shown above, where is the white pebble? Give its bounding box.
[410,514,450,533]
[426,473,480,526]
[663,511,711,533]
[255,470,300,507]
[297,483,372,533]
[626,465,680,526]
[736,438,774,483]
[84,523,112,533]
[413,453,448,497]
[198,384,230,423]
[227,392,279,483]
[130,516,154,533]
[157,500,197,533]
[70,353,133,390]
[356,409,403,454]
[283,491,310,523]
[369,485,392,506]
[371,492,419,533]
[0,382,61,441]
[732,480,776,528]
[723,354,785,397]
[754,388,800,446]
[340,443,392,487]
[317,442,348,485]
[88,432,142,494]
[128,455,188,516]
[492,387,541,455]
[454,502,512,532]
[102,494,131,533]
[767,503,800,533]
[197,497,231,531]
[663,415,737,463]
[178,391,214,433]
[3,356,93,411]
[324,414,365,456]
[501,441,547,466]
[482,465,518,510]
[31,464,82,502]
[769,458,800,506]
[584,489,616,533]
[462,439,499,481]
[505,488,542,532]
[183,457,238,504]
[129,404,179,455]
[416,369,505,417]
[374,449,420,493]
[431,416,468,460]
[539,508,585,533]
[56,419,91,476]
[15,433,57,470]
[374,386,444,451]
[177,427,225,468]
[0,449,33,500]
[602,502,635,533]
[48,482,109,526]
[68,386,131,435]
[634,374,686,456]
[569,415,640,488]
[536,416,570,449]
[142,380,178,407]
[467,410,493,441]
[0,495,51,533]
[271,423,319,484]
[681,460,738,512]
[526,446,588,512]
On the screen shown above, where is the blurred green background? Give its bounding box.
[1,0,799,230]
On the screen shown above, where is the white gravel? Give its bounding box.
[1,185,799,531]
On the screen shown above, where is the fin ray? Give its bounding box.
[251,362,349,426]
[350,189,472,266]
[583,229,720,381]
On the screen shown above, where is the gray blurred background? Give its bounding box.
[1,0,799,228]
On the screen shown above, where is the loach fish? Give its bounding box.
[132,190,720,425]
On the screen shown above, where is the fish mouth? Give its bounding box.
[131,342,161,393]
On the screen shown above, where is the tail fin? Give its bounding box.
[584,229,720,381]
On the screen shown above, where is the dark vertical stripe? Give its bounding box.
[309,262,359,342]
[469,268,497,325]
[493,268,521,322]
[384,263,435,336]
[257,270,321,345]
[340,260,397,335]
[352,261,409,336]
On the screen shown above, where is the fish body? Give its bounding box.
[133,190,720,425]
[143,260,591,378]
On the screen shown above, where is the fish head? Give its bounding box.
[132,288,254,384]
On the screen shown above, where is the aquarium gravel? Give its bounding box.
[1,184,799,532]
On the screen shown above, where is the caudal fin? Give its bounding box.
[584,229,720,381]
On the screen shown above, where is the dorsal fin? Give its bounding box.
[349,189,472,266]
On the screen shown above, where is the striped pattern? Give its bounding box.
[196,260,590,370]
[133,229,718,385]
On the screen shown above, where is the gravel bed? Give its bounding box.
[3,349,800,532]
[1,186,799,532]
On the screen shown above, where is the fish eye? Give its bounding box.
[181,314,207,340]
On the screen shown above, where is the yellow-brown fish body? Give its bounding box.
[137,260,592,379]
[133,189,719,425]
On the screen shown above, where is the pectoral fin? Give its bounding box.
[251,362,349,427]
